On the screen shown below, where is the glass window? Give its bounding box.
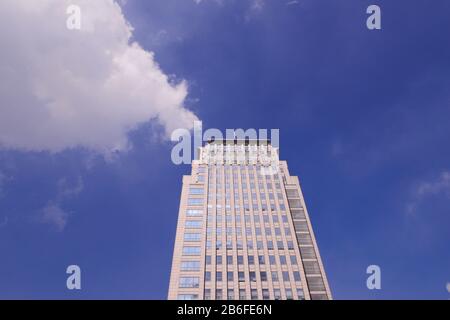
[216,256,222,265]
[269,255,276,265]
[271,271,279,282]
[227,289,234,300]
[277,241,284,250]
[258,255,265,265]
[184,233,201,241]
[182,246,201,256]
[262,289,270,300]
[290,255,298,265]
[297,288,305,300]
[239,289,246,300]
[179,277,199,288]
[216,272,223,282]
[280,255,287,265]
[178,294,198,300]
[216,289,223,300]
[274,289,281,300]
[187,198,203,206]
[185,220,202,228]
[238,271,245,282]
[248,256,255,265]
[227,271,234,282]
[227,255,233,265]
[286,288,293,300]
[186,209,203,216]
[293,271,301,282]
[205,271,211,282]
[260,271,268,281]
[189,187,204,195]
[251,289,258,300]
[282,271,290,282]
[205,255,211,265]
[180,261,200,271]
[249,271,257,282]
[204,289,211,300]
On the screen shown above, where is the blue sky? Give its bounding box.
[0,0,449,299]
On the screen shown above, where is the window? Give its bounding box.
[185,220,202,228]
[274,289,281,300]
[262,289,270,300]
[227,272,234,282]
[180,261,200,271]
[216,256,222,265]
[260,271,268,281]
[257,241,263,250]
[304,261,321,274]
[269,255,276,265]
[205,272,211,282]
[288,199,302,208]
[184,233,201,242]
[306,277,326,291]
[227,289,234,300]
[287,241,294,250]
[178,294,198,300]
[204,289,211,300]
[271,271,279,282]
[285,189,299,198]
[248,256,255,265]
[297,288,305,300]
[216,289,223,300]
[205,255,211,265]
[286,288,293,300]
[237,256,244,265]
[179,277,199,288]
[251,289,258,300]
[238,271,245,282]
[186,209,203,216]
[227,256,233,265]
[282,271,290,282]
[249,271,257,282]
[280,255,287,265]
[189,187,204,195]
[277,241,284,250]
[239,289,246,300]
[216,272,223,282]
[187,198,203,206]
[258,255,265,265]
[182,246,201,256]
[290,255,298,265]
[293,271,301,282]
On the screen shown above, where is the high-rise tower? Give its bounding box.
[168,139,331,300]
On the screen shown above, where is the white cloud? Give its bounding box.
[286,0,300,6]
[446,282,450,294]
[416,171,450,198]
[41,202,69,232]
[251,0,265,11]
[0,0,198,152]
[407,171,450,214]
[57,176,84,199]
[39,176,84,231]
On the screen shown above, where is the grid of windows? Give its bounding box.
[170,148,330,300]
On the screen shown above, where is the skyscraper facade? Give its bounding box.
[168,139,331,300]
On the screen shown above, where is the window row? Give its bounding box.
[203,288,304,300]
[204,270,302,283]
[205,254,298,266]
